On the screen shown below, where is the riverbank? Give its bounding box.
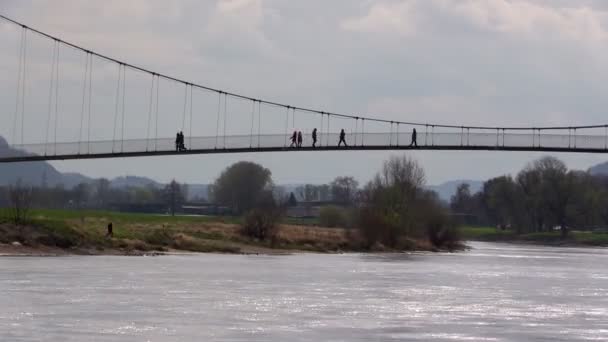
[462,226,608,247]
[0,209,442,256]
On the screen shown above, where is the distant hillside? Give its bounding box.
[110,176,161,189]
[0,136,86,187]
[589,161,608,176]
[427,180,483,202]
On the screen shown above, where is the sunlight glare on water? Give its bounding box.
[1,242,608,341]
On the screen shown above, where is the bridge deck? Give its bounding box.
[1,132,607,162]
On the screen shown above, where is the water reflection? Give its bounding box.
[0,242,607,341]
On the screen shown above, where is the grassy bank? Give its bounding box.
[0,208,440,255]
[462,226,608,247]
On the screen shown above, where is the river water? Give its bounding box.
[1,242,608,341]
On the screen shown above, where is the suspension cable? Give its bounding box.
[189,85,193,148]
[87,53,94,153]
[154,75,160,151]
[146,74,155,151]
[45,40,58,155]
[251,100,256,148]
[215,92,221,149]
[223,93,228,148]
[283,106,289,147]
[53,42,60,154]
[13,27,25,146]
[258,101,262,148]
[120,65,127,152]
[79,52,90,153]
[354,118,358,146]
[20,28,27,146]
[181,83,188,132]
[1,14,607,132]
[112,64,122,152]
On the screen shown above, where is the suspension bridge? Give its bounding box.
[2,14,608,163]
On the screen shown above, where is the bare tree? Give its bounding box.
[8,180,33,225]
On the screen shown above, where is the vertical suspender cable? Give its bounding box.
[215,92,221,148]
[154,76,160,151]
[45,41,57,155]
[319,112,324,146]
[112,64,121,152]
[146,75,155,151]
[120,66,126,152]
[87,54,94,153]
[12,28,24,146]
[257,101,262,148]
[250,100,255,148]
[223,94,228,148]
[283,106,289,147]
[189,85,193,148]
[54,43,60,154]
[325,113,331,146]
[354,118,358,146]
[20,29,27,146]
[181,84,188,132]
[396,123,400,146]
[79,52,90,153]
[361,118,365,146]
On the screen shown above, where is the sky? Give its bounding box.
[1,0,608,186]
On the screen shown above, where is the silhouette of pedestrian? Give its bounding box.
[410,128,418,147]
[106,222,113,238]
[297,131,303,148]
[179,131,187,151]
[338,129,348,147]
[289,131,297,148]
[175,132,181,151]
[312,128,317,148]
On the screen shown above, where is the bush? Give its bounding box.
[355,207,401,249]
[319,206,348,228]
[426,213,461,250]
[241,207,282,241]
[144,229,173,246]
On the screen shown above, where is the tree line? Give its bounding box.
[450,156,608,237]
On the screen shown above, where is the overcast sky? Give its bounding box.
[2,0,608,186]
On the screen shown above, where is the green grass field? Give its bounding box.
[461,226,608,246]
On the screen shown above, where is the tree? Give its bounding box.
[8,180,33,225]
[163,180,186,216]
[211,161,273,214]
[357,155,429,247]
[330,176,359,204]
[287,192,297,207]
[95,178,111,207]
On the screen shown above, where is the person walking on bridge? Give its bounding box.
[175,132,181,151]
[289,131,297,148]
[312,128,317,148]
[178,131,187,151]
[409,128,418,147]
[297,131,303,148]
[338,129,348,147]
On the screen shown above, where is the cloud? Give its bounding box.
[341,0,608,43]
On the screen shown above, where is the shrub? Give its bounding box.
[241,207,282,241]
[426,212,461,250]
[319,206,348,228]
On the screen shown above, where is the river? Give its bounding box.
[1,242,608,341]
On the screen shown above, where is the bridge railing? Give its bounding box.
[2,131,608,160]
